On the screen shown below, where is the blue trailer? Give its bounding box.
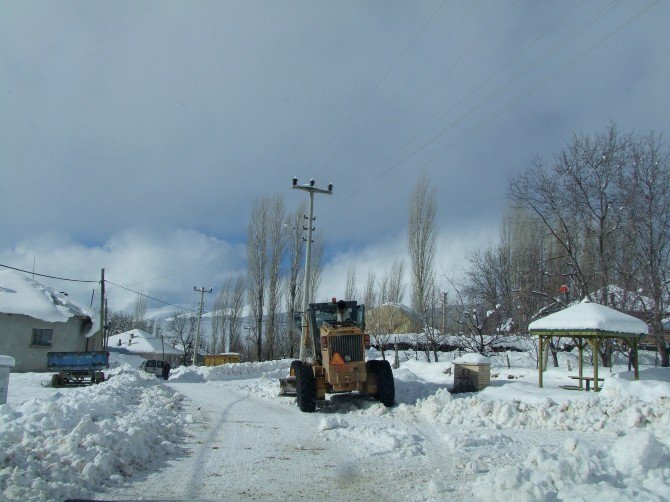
[47,351,109,387]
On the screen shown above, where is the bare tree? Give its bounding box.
[408,173,437,316]
[344,263,358,301]
[367,305,402,360]
[385,259,406,304]
[309,233,324,302]
[619,131,670,366]
[445,274,510,356]
[362,270,377,309]
[106,310,134,335]
[265,196,287,360]
[422,282,447,362]
[284,202,305,358]
[165,312,196,365]
[509,124,631,366]
[247,197,270,361]
[226,277,246,354]
[131,294,149,331]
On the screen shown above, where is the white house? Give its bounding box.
[107,329,182,365]
[0,270,98,372]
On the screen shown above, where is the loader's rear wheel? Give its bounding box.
[296,363,316,412]
[368,360,395,407]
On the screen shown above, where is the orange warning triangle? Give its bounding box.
[330,352,345,366]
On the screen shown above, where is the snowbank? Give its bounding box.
[0,365,187,501]
[169,359,290,383]
[470,432,670,501]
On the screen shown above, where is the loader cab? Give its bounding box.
[294,301,365,344]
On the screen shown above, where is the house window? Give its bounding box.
[31,328,53,347]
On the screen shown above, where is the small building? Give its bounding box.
[204,353,241,366]
[453,353,491,392]
[107,329,182,365]
[0,270,98,372]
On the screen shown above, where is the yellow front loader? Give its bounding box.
[279,299,395,412]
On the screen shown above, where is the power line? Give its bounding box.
[120,253,228,287]
[318,0,486,175]
[320,0,581,193]
[0,263,99,283]
[298,0,449,180]
[105,280,199,313]
[332,0,627,207]
[348,0,661,203]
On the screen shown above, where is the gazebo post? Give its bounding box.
[633,338,639,380]
[593,337,599,392]
[578,337,583,389]
[538,335,544,388]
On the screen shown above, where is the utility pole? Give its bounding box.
[442,292,447,337]
[292,177,332,362]
[100,268,105,352]
[192,286,212,365]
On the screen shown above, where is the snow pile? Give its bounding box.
[169,359,289,383]
[412,389,669,434]
[470,432,670,501]
[0,365,187,501]
[602,368,670,402]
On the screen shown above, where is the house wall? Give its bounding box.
[0,313,88,372]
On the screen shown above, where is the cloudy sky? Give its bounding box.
[1,0,668,313]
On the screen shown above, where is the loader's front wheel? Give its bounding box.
[368,360,395,407]
[296,363,316,412]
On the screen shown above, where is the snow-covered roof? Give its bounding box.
[529,301,648,336]
[454,353,491,365]
[0,269,97,336]
[107,329,182,356]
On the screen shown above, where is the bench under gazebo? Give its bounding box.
[528,300,648,391]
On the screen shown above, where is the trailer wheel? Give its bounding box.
[368,360,395,407]
[51,374,60,388]
[296,363,316,412]
[94,372,105,384]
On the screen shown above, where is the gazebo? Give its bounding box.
[528,300,648,391]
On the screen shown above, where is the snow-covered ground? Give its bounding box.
[1,349,669,501]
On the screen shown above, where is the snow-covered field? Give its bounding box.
[1,350,669,501]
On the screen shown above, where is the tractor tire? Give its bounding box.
[296,363,316,413]
[51,374,60,388]
[290,360,301,376]
[367,360,395,407]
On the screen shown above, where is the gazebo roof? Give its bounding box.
[528,301,648,337]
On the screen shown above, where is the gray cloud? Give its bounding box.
[1,1,668,309]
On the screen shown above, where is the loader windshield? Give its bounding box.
[293,301,366,347]
[309,301,364,334]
